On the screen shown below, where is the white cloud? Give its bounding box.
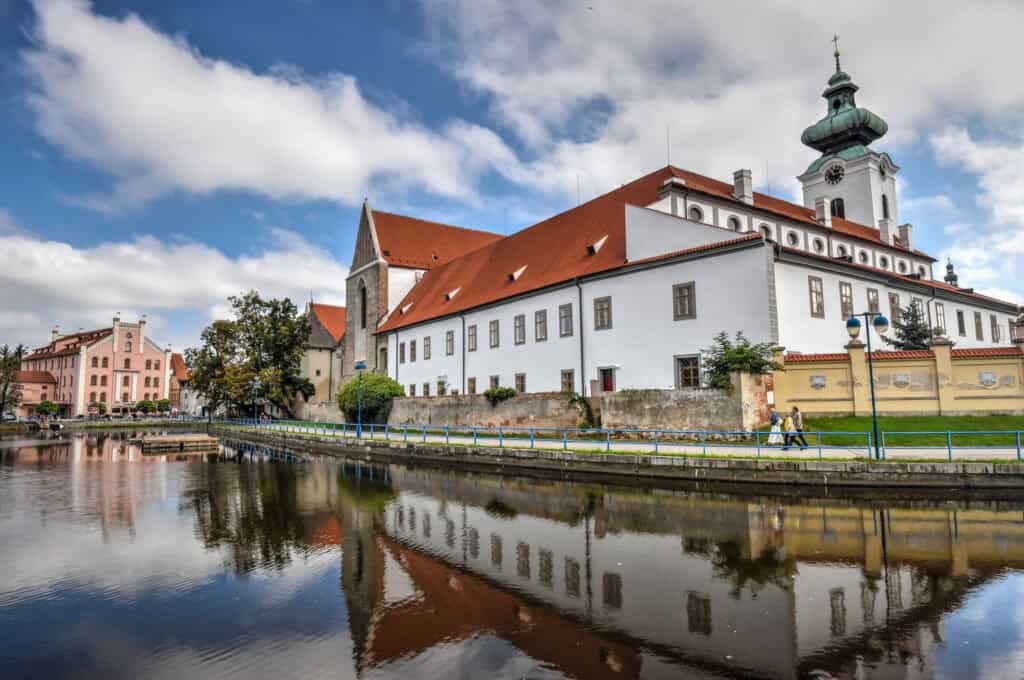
[902,194,955,215]
[21,0,524,211]
[423,0,1024,199]
[0,209,28,236]
[0,224,349,349]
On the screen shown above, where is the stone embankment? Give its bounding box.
[209,425,1024,490]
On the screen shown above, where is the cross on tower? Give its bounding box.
[832,34,841,71]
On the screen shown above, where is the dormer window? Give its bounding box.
[509,265,527,282]
[587,235,609,255]
[727,216,742,231]
[400,303,413,315]
[688,206,704,222]
[446,287,461,301]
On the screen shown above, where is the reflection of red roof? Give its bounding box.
[310,304,347,344]
[14,370,57,384]
[171,353,189,382]
[372,211,503,269]
[312,516,342,547]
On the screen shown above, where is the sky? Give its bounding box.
[1,0,1023,351]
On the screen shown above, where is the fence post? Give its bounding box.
[499,427,503,448]
[817,432,823,461]
[473,426,478,447]
[445,425,450,446]
[654,430,659,455]
[606,430,611,453]
[881,431,887,460]
[530,428,534,449]
[702,431,707,457]
[947,431,953,462]
[1017,432,1022,463]
[563,430,567,451]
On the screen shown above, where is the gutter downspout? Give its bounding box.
[460,314,466,395]
[575,278,585,396]
[928,288,936,333]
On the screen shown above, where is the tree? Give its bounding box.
[36,400,58,417]
[0,344,26,416]
[701,332,777,390]
[336,373,404,424]
[136,399,156,414]
[881,303,933,350]
[156,399,172,413]
[186,291,313,418]
[89,401,107,415]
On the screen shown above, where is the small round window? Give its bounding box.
[898,261,908,274]
[786,232,800,247]
[879,256,889,268]
[918,266,927,277]
[813,239,825,253]
[688,206,704,222]
[836,245,848,257]
[727,216,742,231]
[859,251,869,264]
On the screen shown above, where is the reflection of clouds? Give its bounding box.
[365,636,565,680]
[936,574,1024,680]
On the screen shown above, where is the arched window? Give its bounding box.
[90,392,96,403]
[759,224,772,240]
[830,198,845,219]
[102,357,108,368]
[813,238,825,254]
[91,357,98,368]
[124,358,130,369]
[688,205,704,222]
[878,256,889,269]
[359,282,367,330]
[90,375,97,386]
[859,251,870,264]
[898,261,908,274]
[836,244,848,257]
[918,265,928,277]
[786,231,800,247]
[882,195,890,219]
[144,377,151,387]
[125,341,132,352]
[727,216,742,231]
[100,392,106,403]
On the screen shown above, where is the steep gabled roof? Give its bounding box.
[13,370,57,384]
[170,353,189,382]
[371,211,504,269]
[310,303,347,344]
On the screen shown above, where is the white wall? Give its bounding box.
[387,266,424,314]
[625,204,743,261]
[775,261,1017,352]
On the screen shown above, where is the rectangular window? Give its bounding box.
[957,310,967,336]
[889,293,901,323]
[839,281,854,319]
[122,375,130,387]
[467,377,476,395]
[673,282,697,320]
[144,377,151,387]
[423,383,430,397]
[445,330,454,356]
[467,325,477,352]
[808,277,825,318]
[558,303,574,337]
[599,367,615,393]
[122,392,129,403]
[991,315,1001,343]
[594,296,612,330]
[399,342,406,363]
[935,303,946,335]
[410,339,417,362]
[409,384,416,397]
[423,336,431,360]
[489,375,499,389]
[437,380,447,396]
[534,310,548,341]
[514,314,526,345]
[560,369,575,394]
[514,373,526,393]
[867,288,880,314]
[489,320,500,348]
[975,311,984,341]
[154,360,160,371]
[145,359,152,370]
[675,356,700,388]
[153,377,158,389]
[101,376,107,386]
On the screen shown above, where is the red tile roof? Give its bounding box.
[871,350,934,360]
[626,233,763,267]
[27,329,113,359]
[170,353,189,382]
[667,167,934,259]
[952,347,1022,358]
[784,353,849,363]
[372,211,504,269]
[377,167,681,332]
[13,370,57,384]
[310,303,347,344]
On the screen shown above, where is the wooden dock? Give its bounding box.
[138,434,220,454]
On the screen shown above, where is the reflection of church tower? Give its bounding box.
[798,41,901,242]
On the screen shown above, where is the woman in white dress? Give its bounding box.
[767,409,783,446]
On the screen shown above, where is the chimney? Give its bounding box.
[897,223,914,251]
[814,197,832,229]
[657,176,687,216]
[112,314,121,350]
[51,327,60,342]
[878,218,893,246]
[138,316,146,354]
[732,169,753,205]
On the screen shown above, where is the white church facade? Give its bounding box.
[343,55,1022,397]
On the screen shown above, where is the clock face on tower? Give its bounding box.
[824,164,845,185]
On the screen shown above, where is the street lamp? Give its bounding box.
[846,312,890,460]
[252,375,261,425]
[354,360,367,438]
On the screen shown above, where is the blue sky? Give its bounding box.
[1,0,1022,350]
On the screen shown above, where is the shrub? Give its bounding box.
[567,391,597,428]
[36,400,58,417]
[89,401,107,415]
[336,373,405,424]
[483,386,517,407]
[136,400,156,414]
[156,399,172,413]
[702,331,776,391]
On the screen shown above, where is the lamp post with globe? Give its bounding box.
[845,312,890,460]
[252,375,262,426]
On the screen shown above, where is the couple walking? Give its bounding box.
[767,406,809,450]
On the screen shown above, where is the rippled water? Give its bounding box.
[2,431,1024,679]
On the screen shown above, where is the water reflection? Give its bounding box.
[1,433,1024,679]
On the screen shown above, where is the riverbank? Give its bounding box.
[210,424,1024,489]
[0,419,203,434]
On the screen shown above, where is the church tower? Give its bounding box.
[798,41,899,241]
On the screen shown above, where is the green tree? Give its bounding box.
[882,303,933,350]
[136,399,156,414]
[701,332,776,390]
[186,291,313,418]
[156,399,172,413]
[89,401,107,415]
[36,400,59,417]
[336,373,404,424]
[0,344,26,416]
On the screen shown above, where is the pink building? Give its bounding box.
[18,316,172,417]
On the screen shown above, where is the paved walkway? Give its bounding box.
[228,423,1024,462]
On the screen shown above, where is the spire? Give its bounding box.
[944,259,959,287]
[832,34,841,72]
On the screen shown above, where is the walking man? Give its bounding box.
[791,406,809,450]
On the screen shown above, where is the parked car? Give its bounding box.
[2,413,17,422]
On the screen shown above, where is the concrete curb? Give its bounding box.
[210,426,1024,489]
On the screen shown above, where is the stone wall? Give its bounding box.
[298,401,346,424]
[388,392,583,428]
[600,372,771,434]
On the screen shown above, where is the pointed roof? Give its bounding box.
[371,210,503,270]
[310,303,347,344]
[170,353,189,382]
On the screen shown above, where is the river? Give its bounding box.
[1,430,1023,679]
